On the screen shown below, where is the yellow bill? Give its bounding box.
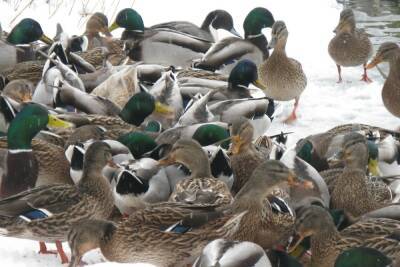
[155,101,174,115]
[47,114,73,128]
[252,79,267,90]
[40,34,54,45]
[368,158,381,176]
[108,22,119,33]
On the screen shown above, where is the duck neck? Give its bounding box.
[185,150,212,178]
[273,37,287,54]
[388,52,400,79]
[310,223,341,258]
[248,34,269,59]
[78,162,108,193]
[201,12,216,32]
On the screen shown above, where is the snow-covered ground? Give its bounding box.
[0,0,399,266]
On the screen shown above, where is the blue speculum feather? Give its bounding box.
[19,209,49,221]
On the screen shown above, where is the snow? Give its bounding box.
[0,0,399,266]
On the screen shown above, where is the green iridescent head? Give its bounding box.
[7,18,53,45]
[7,104,71,150]
[243,7,275,38]
[109,8,144,32]
[117,132,157,159]
[228,59,259,88]
[192,124,230,149]
[334,247,392,267]
[119,92,172,126]
[296,139,314,164]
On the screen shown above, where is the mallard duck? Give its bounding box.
[193,239,272,267]
[229,117,266,194]
[329,132,389,222]
[151,9,240,42]
[56,91,172,133]
[290,205,400,267]
[159,139,233,207]
[0,141,116,264]
[367,42,400,117]
[335,247,392,267]
[109,8,212,67]
[194,7,275,75]
[2,79,33,103]
[0,103,71,198]
[258,21,307,123]
[329,9,373,83]
[67,160,309,267]
[84,12,111,50]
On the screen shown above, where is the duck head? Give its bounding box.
[118,92,173,126]
[117,132,157,159]
[243,7,275,38]
[7,104,71,150]
[268,20,288,50]
[203,9,241,37]
[367,42,400,69]
[228,59,261,89]
[192,124,230,149]
[7,18,53,45]
[82,141,116,176]
[85,12,111,37]
[335,247,392,267]
[333,8,356,34]
[109,8,144,33]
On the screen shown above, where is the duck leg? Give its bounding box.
[38,241,57,254]
[284,97,299,123]
[336,64,342,83]
[55,240,69,264]
[360,63,372,83]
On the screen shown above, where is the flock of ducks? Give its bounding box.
[0,4,399,267]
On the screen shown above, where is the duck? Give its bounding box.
[56,91,173,134]
[158,139,233,207]
[258,20,307,123]
[66,160,309,267]
[328,132,391,222]
[367,42,400,118]
[84,12,111,50]
[194,7,275,75]
[151,9,240,42]
[193,239,272,267]
[0,141,116,264]
[290,205,400,267]
[0,103,72,198]
[328,9,373,83]
[229,117,267,195]
[109,8,213,67]
[1,79,34,103]
[335,247,393,267]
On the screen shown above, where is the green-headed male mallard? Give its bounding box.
[109,8,213,68]
[194,7,275,75]
[159,139,233,207]
[0,141,116,264]
[367,42,400,117]
[151,9,240,42]
[0,103,71,198]
[328,9,373,83]
[258,21,307,123]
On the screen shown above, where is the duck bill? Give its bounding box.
[102,26,113,37]
[368,158,381,176]
[155,101,174,116]
[40,34,54,45]
[108,22,119,33]
[288,233,306,253]
[21,94,32,103]
[158,154,176,166]
[230,135,243,155]
[287,172,314,189]
[107,159,119,168]
[47,114,73,128]
[229,27,242,38]
[366,56,383,69]
[252,79,267,90]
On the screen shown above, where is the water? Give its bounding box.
[338,0,400,46]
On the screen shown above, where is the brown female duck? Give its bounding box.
[367,42,400,118]
[328,9,373,83]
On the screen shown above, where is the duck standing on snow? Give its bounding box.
[328,9,373,83]
[258,21,307,123]
[367,42,400,118]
